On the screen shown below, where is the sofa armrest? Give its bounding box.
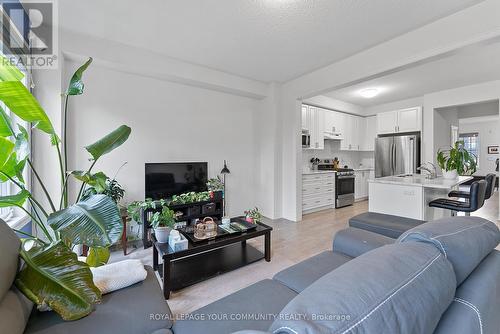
[333,227,394,258]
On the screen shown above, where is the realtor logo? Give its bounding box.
[1,0,58,69]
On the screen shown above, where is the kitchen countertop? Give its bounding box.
[368,174,473,189]
[302,170,337,175]
[353,168,374,171]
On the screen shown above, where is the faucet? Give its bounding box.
[417,162,437,179]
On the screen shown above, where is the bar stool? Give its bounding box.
[429,180,487,216]
[448,173,496,201]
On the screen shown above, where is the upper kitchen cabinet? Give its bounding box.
[301,105,310,131]
[325,110,345,135]
[302,105,324,150]
[376,107,422,135]
[341,114,365,151]
[397,107,421,133]
[361,116,376,151]
[376,110,398,134]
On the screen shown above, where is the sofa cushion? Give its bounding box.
[0,287,33,334]
[172,279,297,334]
[25,266,172,334]
[333,227,394,258]
[273,251,351,293]
[398,217,500,285]
[349,212,425,238]
[434,250,500,334]
[270,242,456,334]
[0,219,21,299]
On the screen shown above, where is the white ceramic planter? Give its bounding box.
[154,226,171,243]
[443,169,458,179]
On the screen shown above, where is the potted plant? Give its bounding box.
[82,165,126,208]
[207,176,224,199]
[437,141,477,179]
[151,207,176,243]
[244,207,262,223]
[0,57,131,320]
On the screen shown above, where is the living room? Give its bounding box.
[1,1,499,334]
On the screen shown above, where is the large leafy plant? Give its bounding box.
[0,57,131,320]
[437,140,477,175]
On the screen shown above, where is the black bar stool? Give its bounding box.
[448,173,496,201]
[429,180,487,216]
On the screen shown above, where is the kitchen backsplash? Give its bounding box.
[302,140,374,170]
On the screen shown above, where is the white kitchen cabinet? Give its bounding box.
[376,107,421,135]
[302,173,335,213]
[354,117,364,151]
[341,114,353,150]
[302,105,324,149]
[312,107,325,149]
[361,116,376,151]
[354,170,371,200]
[341,114,364,151]
[330,111,345,134]
[376,110,398,134]
[301,105,309,131]
[397,107,421,133]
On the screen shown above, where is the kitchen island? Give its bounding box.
[368,175,473,220]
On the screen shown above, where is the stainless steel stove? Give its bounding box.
[317,160,355,208]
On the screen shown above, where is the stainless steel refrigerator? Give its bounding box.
[375,134,420,178]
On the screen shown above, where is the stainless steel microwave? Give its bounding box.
[302,129,311,148]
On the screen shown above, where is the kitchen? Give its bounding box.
[301,103,423,214]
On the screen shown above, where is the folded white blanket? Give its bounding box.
[90,259,147,294]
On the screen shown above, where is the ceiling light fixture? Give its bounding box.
[359,88,380,98]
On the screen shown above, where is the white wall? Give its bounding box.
[423,80,500,163]
[459,116,500,176]
[434,107,459,154]
[64,59,260,217]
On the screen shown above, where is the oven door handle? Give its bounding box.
[337,175,355,179]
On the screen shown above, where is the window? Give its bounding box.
[459,132,480,168]
[0,61,30,224]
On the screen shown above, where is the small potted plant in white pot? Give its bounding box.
[437,141,477,179]
[151,207,176,243]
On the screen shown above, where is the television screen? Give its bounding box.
[145,162,208,200]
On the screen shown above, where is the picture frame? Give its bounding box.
[487,145,499,154]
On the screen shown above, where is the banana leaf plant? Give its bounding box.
[0,57,131,320]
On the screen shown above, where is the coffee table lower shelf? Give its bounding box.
[156,243,265,298]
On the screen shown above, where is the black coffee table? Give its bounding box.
[152,221,272,299]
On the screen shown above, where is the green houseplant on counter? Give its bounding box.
[437,140,477,179]
[0,57,131,320]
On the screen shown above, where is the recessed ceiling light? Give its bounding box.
[359,88,379,98]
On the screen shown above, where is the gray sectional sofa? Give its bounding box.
[1,216,499,334]
[172,216,500,334]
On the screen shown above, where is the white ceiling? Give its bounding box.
[59,0,484,83]
[324,40,500,107]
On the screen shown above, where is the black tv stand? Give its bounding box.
[142,196,224,248]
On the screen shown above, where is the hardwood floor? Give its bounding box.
[110,200,368,316]
[110,192,499,316]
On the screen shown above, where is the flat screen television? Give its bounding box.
[145,162,208,200]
